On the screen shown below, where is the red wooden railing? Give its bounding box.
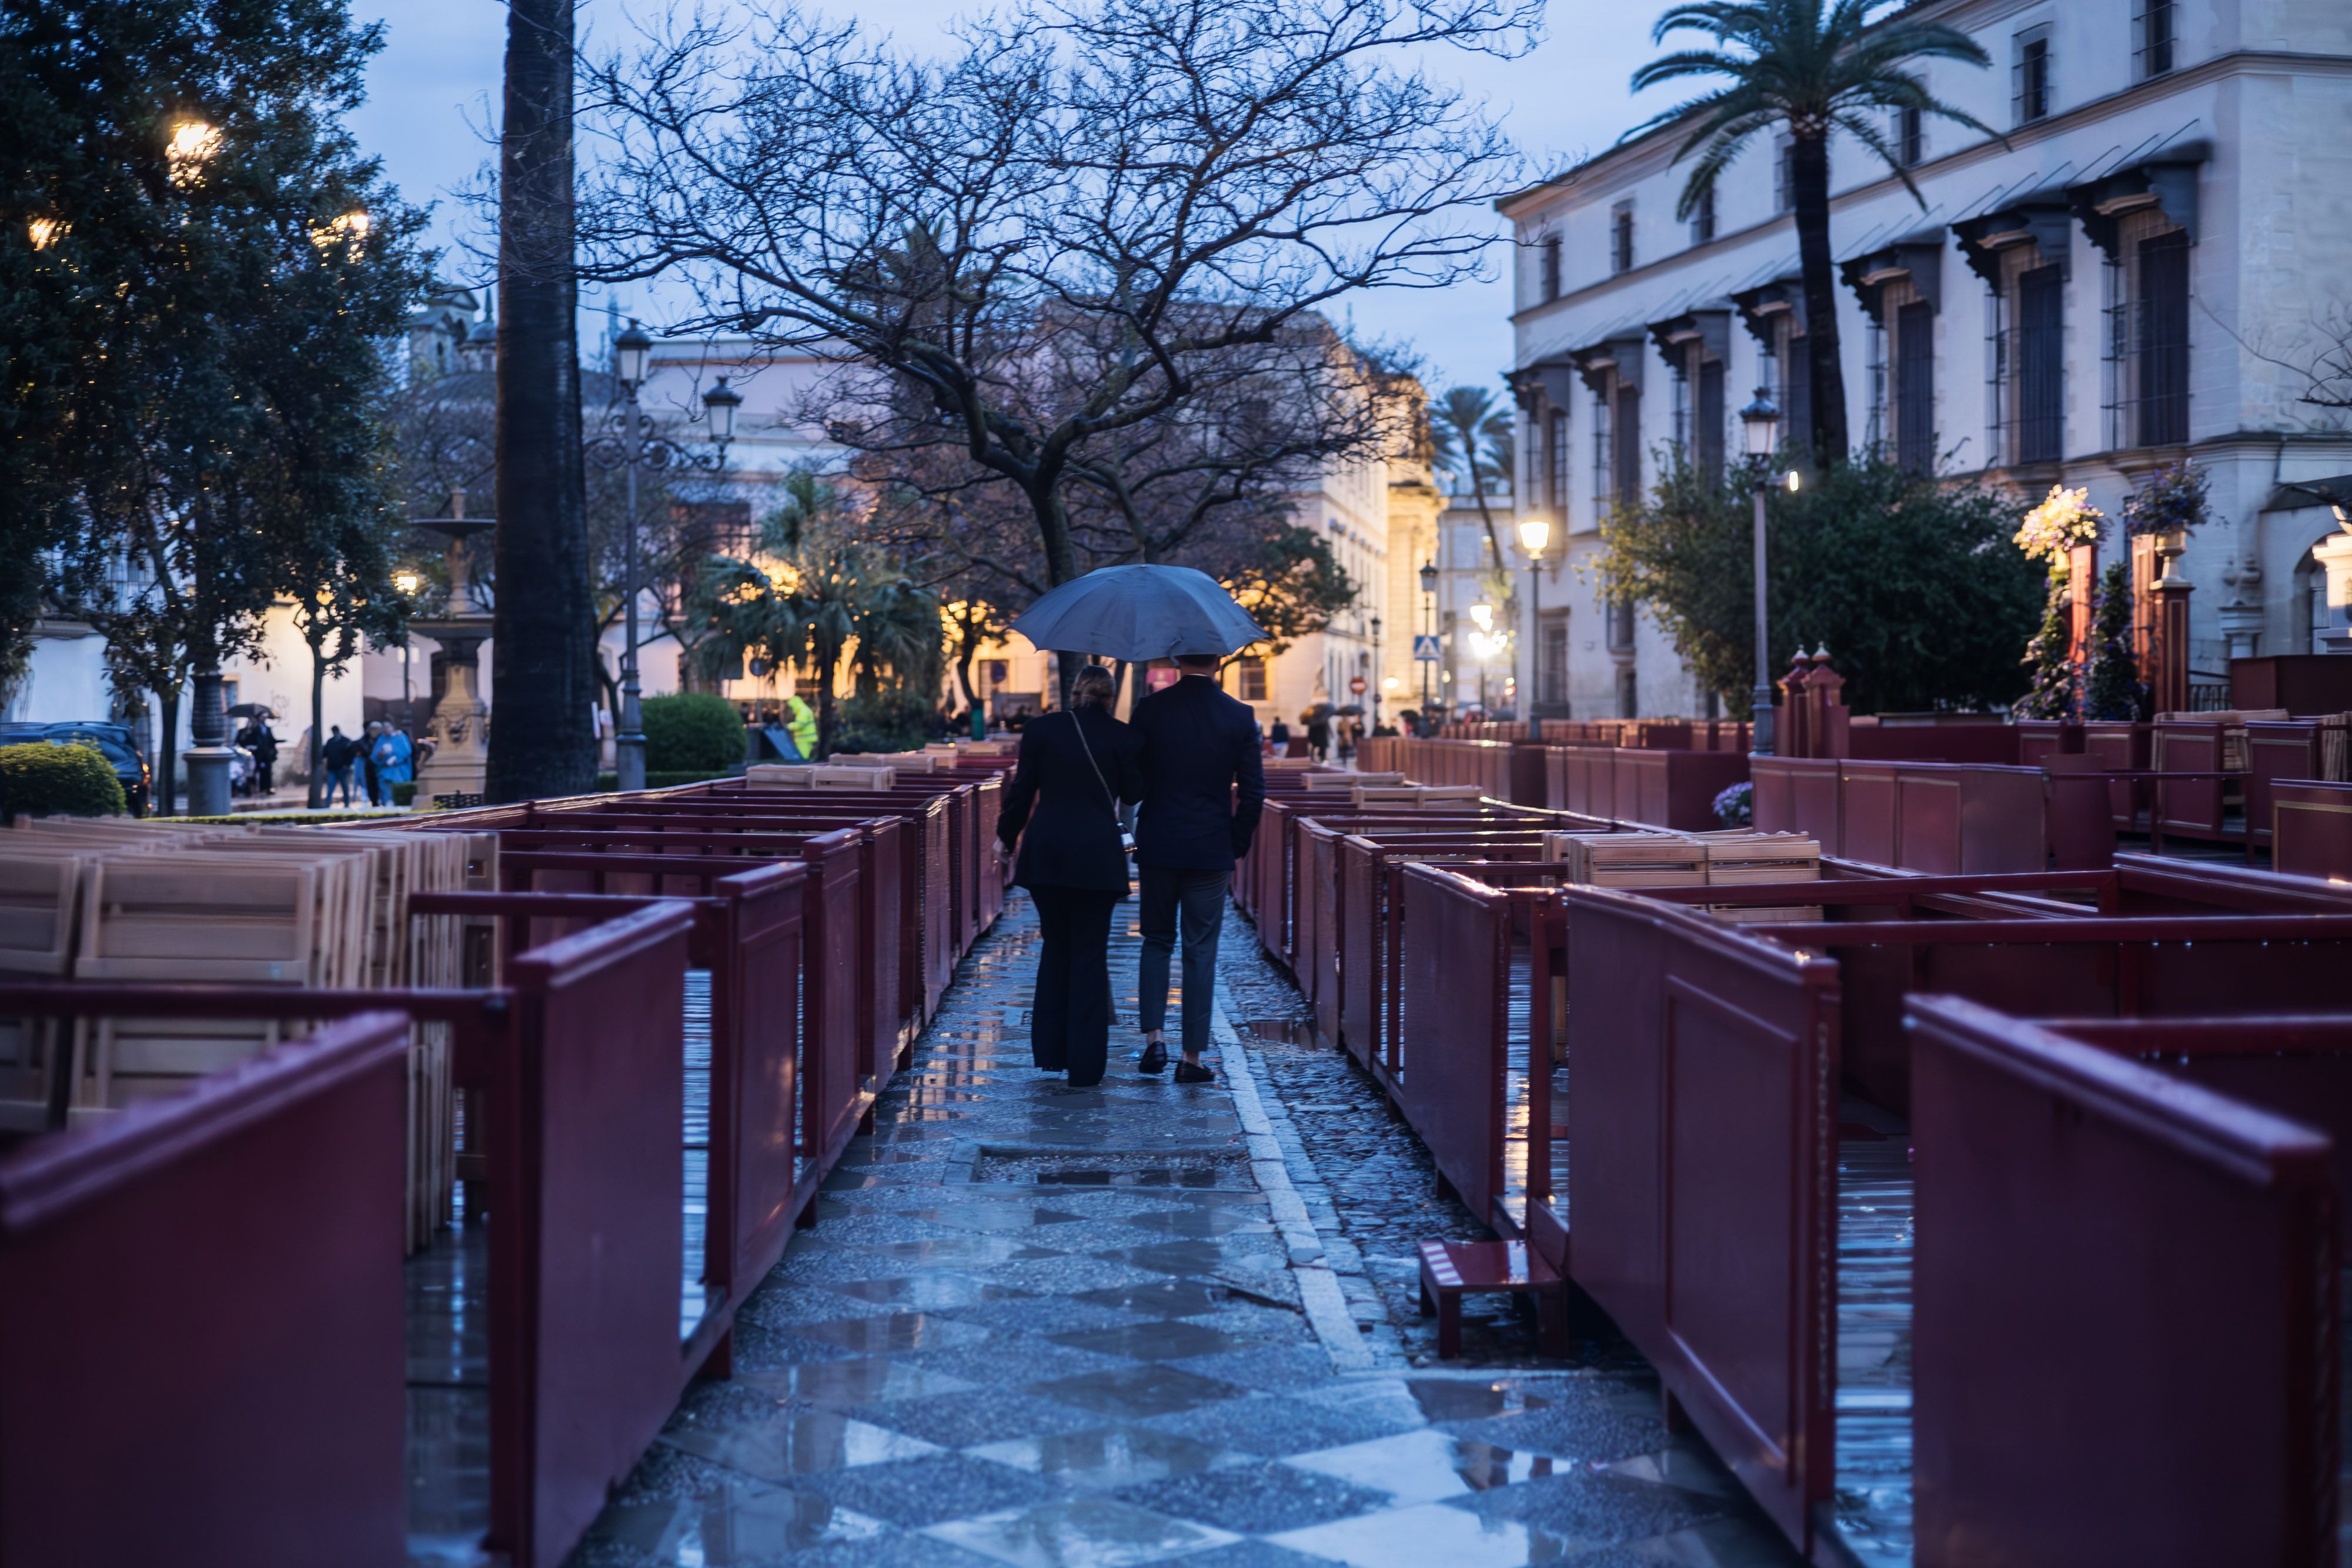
[0,1009,410,1568]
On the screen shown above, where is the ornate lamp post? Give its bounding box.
[1369,614,1382,728]
[1469,600,1494,713]
[392,570,422,728]
[588,320,740,791]
[1418,559,1438,723]
[1516,516,1551,733]
[1739,390,1798,755]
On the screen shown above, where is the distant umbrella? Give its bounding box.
[1008,564,1265,663]
[226,703,277,719]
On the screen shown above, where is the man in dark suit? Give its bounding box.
[1130,653,1265,1081]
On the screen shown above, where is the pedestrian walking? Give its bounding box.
[249,718,278,797]
[994,665,1142,1088]
[320,725,358,807]
[1130,653,1265,1082]
[370,723,414,804]
[1267,717,1291,755]
[1305,709,1330,763]
[360,721,387,804]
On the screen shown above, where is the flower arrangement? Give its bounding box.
[1712,780,1754,828]
[2013,485,2106,563]
[2120,460,2209,537]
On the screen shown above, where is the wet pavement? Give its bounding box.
[563,892,1803,1567]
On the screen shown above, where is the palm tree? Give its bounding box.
[487,0,597,803]
[1627,1,1999,464]
[1428,387,1514,573]
[694,473,941,757]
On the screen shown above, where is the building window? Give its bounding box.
[1690,188,1716,246]
[1897,105,1925,167]
[1591,386,1613,513]
[1546,409,1568,517]
[1773,136,1794,213]
[1895,298,1936,473]
[1670,358,1690,456]
[2013,25,2053,125]
[1611,202,1635,275]
[1237,657,1267,701]
[1616,667,1639,718]
[1541,618,1569,709]
[2134,1,2177,78]
[1607,596,1636,651]
[1696,356,1726,483]
[1613,383,1642,505]
[1540,235,1562,302]
[1994,255,2066,466]
[2104,213,2190,449]
[1777,315,1811,452]
[1863,316,1887,451]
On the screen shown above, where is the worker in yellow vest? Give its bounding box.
[785,693,818,760]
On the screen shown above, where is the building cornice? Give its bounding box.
[1504,47,2352,328]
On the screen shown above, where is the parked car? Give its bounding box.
[0,721,153,816]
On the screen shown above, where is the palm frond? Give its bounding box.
[1830,109,1925,206]
[1673,111,1782,220]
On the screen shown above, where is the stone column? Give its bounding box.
[1778,650,1813,759]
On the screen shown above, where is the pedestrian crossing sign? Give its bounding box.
[1412,635,1440,661]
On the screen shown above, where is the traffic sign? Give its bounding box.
[1348,676,1367,694]
[1412,635,1440,662]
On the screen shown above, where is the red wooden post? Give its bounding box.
[1778,651,1813,759]
[2151,574,2195,715]
[2067,541,2099,670]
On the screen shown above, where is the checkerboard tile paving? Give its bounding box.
[563,895,1799,1568]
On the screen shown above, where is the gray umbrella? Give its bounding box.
[1008,564,1267,663]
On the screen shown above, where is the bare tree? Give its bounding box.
[580,0,1530,590]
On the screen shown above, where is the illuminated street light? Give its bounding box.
[27,217,63,250]
[309,209,371,255]
[166,120,220,187]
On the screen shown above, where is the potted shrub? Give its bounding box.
[0,741,128,823]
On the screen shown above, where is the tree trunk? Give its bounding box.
[1469,484,1505,574]
[487,0,597,803]
[307,632,328,810]
[1790,130,1850,466]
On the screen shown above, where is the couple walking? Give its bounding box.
[995,655,1265,1088]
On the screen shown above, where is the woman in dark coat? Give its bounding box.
[994,666,1143,1086]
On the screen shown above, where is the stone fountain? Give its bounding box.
[409,490,495,802]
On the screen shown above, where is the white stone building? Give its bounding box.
[1501,0,2352,717]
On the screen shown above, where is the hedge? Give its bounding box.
[0,741,128,821]
[642,693,745,773]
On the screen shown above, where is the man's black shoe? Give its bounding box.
[1173,1059,1215,1084]
[1139,1040,1169,1074]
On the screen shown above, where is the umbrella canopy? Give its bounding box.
[1008,564,1265,664]
[226,703,277,719]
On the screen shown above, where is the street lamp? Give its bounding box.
[1739,387,1784,755]
[1469,601,1494,713]
[392,570,422,727]
[1369,615,1382,728]
[588,320,738,792]
[1417,559,1438,723]
[1516,516,1552,733]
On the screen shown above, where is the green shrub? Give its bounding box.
[641,693,745,773]
[833,686,939,755]
[0,741,127,821]
[392,781,417,807]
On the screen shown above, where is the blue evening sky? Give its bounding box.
[348,0,1661,403]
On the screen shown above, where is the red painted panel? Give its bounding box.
[1908,998,2335,1567]
[1840,763,1899,868]
[1398,866,1509,1226]
[713,862,807,1288]
[0,1012,409,1568]
[2274,781,2352,881]
[502,902,693,1568]
[1895,773,1963,874]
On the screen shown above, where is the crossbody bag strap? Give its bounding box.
[1067,710,1118,819]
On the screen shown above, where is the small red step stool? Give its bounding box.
[1417,1238,1569,1359]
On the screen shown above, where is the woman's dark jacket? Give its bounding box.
[996,707,1143,894]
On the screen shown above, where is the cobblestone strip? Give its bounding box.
[1208,1002,1374,1373]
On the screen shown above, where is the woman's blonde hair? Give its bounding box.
[1069,665,1117,711]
